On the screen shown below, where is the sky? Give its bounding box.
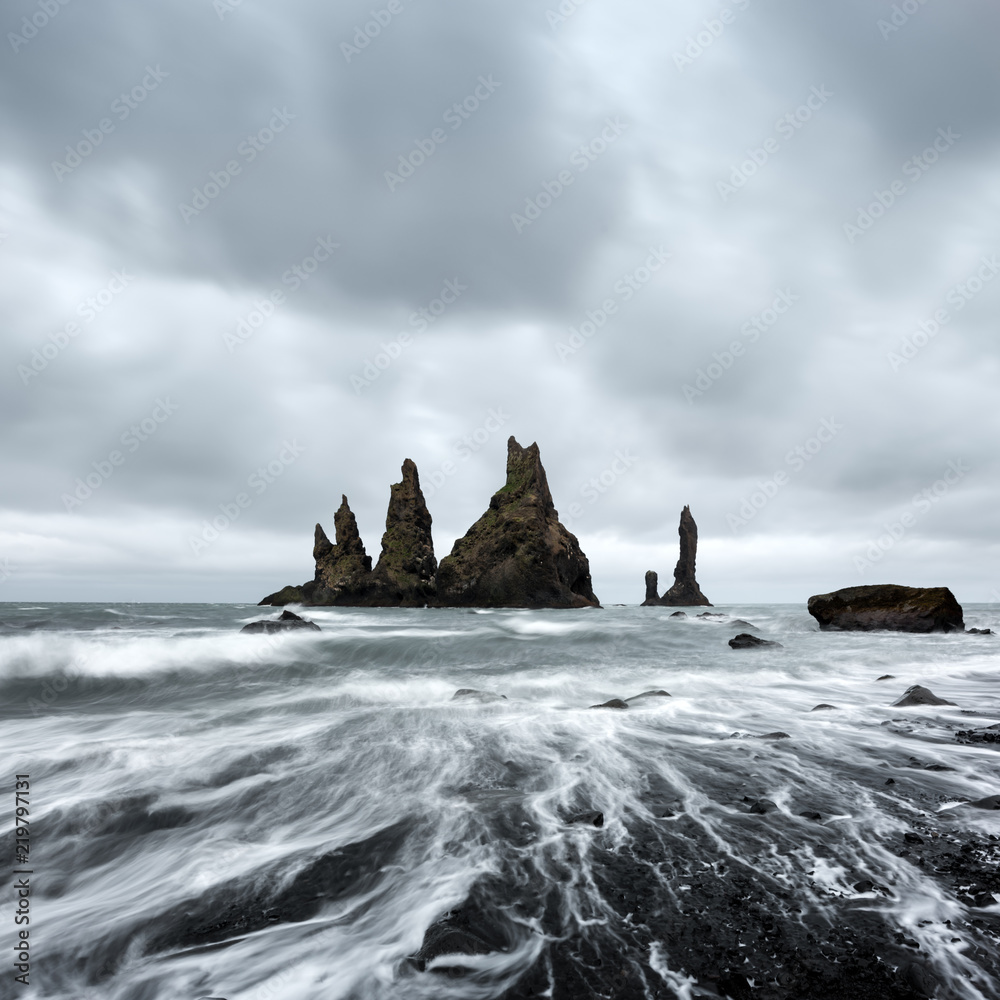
[1,0,998,605]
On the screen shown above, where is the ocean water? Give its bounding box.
[3,602,1000,1000]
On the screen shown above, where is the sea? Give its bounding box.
[3,602,1000,1000]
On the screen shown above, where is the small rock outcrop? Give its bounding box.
[729,633,781,649]
[259,461,437,607]
[434,437,600,609]
[891,685,956,707]
[807,585,964,633]
[240,610,321,634]
[642,506,711,606]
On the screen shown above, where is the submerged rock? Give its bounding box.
[590,698,629,710]
[625,689,671,703]
[749,798,778,814]
[968,627,994,635]
[811,704,838,711]
[452,689,507,703]
[641,506,712,607]
[568,811,604,828]
[240,610,321,634]
[669,610,687,618]
[435,437,600,609]
[807,584,964,633]
[892,685,956,707]
[729,633,782,649]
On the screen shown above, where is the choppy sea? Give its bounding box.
[4,602,1000,1000]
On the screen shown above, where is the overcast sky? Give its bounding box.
[1,0,998,605]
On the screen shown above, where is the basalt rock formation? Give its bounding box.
[807,584,964,633]
[641,506,712,606]
[434,437,600,608]
[259,461,436,607]
[259,444,598,609]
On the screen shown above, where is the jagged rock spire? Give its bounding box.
[435,436,600,608]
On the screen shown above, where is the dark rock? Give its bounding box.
[367,459,438,605]
[625,689,671,703]
[968,627,993,635]
[891,685,956,707]
[259,462,437,607]
[968,795,1000,810]
[757,732,791,740]
[885,778,895,785]
[728,633,782,649]
[729,619,757,628]
[807,584,964,633]
[811,704,838,711]
[904,832,924,845]
[435,437,600,609]
[799,811,823,821]
[876,674,895,681]
[641,569,661,607]
[749,798,778,814]
[568,811,604,828]
[590,699,629,710]
[452,689,507,703]
[669,610,687,618]
[696,612,727,620]
[641,506,712,607]
[240,610,321,634]
[853,879,877,894]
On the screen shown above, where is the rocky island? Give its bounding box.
[807,584,965,633]
[259,437,600,609]
[641,505,712,606]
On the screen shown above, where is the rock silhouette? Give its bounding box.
[240,610,321,634]
[808,585,964,633]
[642,506,711,606]
[260,461,436,607]
[259,441,598,609]
[435,437,600,608]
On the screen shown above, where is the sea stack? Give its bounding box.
[259,461,437,607]
[434,437,600,608]
[807,584,964,633]
[642,506,712,606]
[367,459,437,606]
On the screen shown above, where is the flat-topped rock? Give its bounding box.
[807,584,964,633]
